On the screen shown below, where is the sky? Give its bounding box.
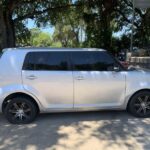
[26,19,55,34]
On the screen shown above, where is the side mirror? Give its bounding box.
[107,66,120,72]
[113,66,120,72]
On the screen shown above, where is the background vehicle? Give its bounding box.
[0,48,150,124]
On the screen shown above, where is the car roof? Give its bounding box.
[3,47,106,52]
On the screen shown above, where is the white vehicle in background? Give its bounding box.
[0,48,150,124]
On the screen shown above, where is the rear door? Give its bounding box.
[72,51,126,109]
[22,51,74,109]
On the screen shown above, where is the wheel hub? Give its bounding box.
[18,109,24,114]
[141,102,146,108]
[15,109,25,119]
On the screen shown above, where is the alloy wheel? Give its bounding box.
[8,102,32,122]
[134,95,150,116]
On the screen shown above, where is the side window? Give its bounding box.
[23,52,37,70]
[93,52,116,71]
[71,52,95,71]
[23,52,70,71]
[71,51,118,71]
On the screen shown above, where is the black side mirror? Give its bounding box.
[113,66,120,72]
[107,66,120,72]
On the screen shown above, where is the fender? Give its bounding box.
[124,82,150,109]
[23,84,50,109]
[0,84,45,112]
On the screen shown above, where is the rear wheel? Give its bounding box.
[128,91,150,118]
[4,97,38,124]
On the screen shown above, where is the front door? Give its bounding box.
[71,51,126,109]
[22,51,73,109]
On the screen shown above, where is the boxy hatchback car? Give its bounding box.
[0,48,150,124]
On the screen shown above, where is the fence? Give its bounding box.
[128,57,150,69]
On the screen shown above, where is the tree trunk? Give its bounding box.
[0,7,15,51]
[102,0,117,50]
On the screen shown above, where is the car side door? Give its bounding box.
[72,51,126,109]
[22,51,74,109]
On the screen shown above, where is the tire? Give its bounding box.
[128,91,150,118]
[4,96,38,124]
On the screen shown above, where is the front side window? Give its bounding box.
[93,52,117,71]
[71,52,95,71]
[23,52,70,71]
[71,51,122,71]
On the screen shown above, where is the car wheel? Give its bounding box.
[128,91,150,118]
[4,96,38,124]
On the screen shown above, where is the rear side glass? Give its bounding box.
[23,52,71,71]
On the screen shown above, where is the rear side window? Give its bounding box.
[71,51,118,71]
[23,52,70,71]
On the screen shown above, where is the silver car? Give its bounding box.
[0,48,150,124]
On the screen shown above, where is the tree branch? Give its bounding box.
[12,0,42,10]
[123,0,143,18]
[115,9,139,28]
[13,3,82,23]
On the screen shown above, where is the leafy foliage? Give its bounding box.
[19,28,62,47]
[28,28,52,47]
[52,7,84,47]
[0,0,150,53]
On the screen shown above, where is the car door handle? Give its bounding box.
[76,76,84,80]
[26,75,37,80]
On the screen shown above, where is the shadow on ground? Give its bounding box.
[0,111,150,150]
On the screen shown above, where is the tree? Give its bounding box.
[17,28,62,47]
[78,0,120,52]
[29,28,53,47]
[52,7,84,47]
[79,0,150,52]
[114,0,150,48]
[0,0,149,53]
[0,0,75,50]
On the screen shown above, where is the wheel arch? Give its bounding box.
[126,88,150,109]
[2,92,40,113]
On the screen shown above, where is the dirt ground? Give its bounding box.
[0,111,150,150]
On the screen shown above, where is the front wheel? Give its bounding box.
[4,97,38,124]
[128,91,150,118]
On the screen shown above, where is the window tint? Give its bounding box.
[93,52,116,71]
[23,52,70,71]
[71,52,95,71]
[71,51,117,71]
